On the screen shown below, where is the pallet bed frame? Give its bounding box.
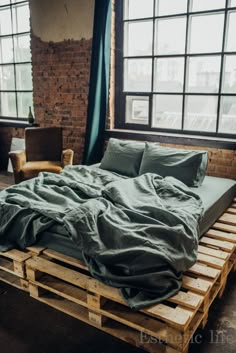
[1,202,236,353]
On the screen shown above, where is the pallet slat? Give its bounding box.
[197,244,229,260]
[213,222,236,235]
[200,236,235,252]
[219,213,236,226]
[206,228,236,243]
[26,256,194,330]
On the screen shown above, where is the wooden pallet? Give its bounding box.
[24,205,236,353]
[0,245,45,291]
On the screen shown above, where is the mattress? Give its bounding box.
[36,175,236,260]
[190,175,236,236]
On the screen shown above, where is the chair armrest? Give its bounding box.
[8,150,26,184]
[62,149,74,167]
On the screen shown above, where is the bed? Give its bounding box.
[0,139,235,353]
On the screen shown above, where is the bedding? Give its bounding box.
[190,175,236,235]
[0,165,203,310]
[139,143,208,186]
[34,174,236,262]
[100,138,145,177]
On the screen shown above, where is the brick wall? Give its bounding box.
[31,35,92,164]
[161,143,236,180]
[0,34,92,171]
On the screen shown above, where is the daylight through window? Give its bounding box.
[0,0,32,120]
[115,0,236,137]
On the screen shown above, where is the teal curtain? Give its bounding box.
[83,0,111,165]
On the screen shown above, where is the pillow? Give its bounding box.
[139,143,208,187]
[100,138,145,177]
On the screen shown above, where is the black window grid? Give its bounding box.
[0,0,32,121]
[115,0,236,139]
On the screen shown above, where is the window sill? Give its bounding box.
[105,129,236,150]
[0,119,38,128]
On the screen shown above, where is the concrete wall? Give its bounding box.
[30,0,94,41]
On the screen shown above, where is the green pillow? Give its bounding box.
[139,143,208,187]
[100,138,145,177]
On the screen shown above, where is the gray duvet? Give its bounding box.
[0,165,203,309]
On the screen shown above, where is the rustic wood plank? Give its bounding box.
[197,245,229,260]
[43,249,88,271]
[226,207,236,215]
[101,301,185,350]
[219,213,236,226]
[0,249,31,262]
[34,292,179,353]
[213,222,236,235]
[206,228,236,243]
[197,252,225,269]
[145,304,194,331]
[26,245,46,255]
[182,275,212,294]
[188,262,220,279]
[32,274,87,306]
[26,256,193,330]
[0,257,14,273]
[200,236,235,252]
[168,290,203,310]
[0,269,28,291]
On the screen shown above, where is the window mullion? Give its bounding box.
[149,0,156,129]
[182,0,191,131]
[216,0,229,133]
[10,1,18,118]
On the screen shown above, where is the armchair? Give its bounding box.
[9,127,74,184]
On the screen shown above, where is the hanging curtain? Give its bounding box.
[83,0,111,165]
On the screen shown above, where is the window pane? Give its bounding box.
[0,92,17,117]
[189,14,224,53]
[154,57,184,92]
[12,3,30,33]
[17,92,33,118]
[0,0,10,5]
[0,7,12,35]
[124,21,152,56]
[0,37,13,63]
[14,34,31,62]
[191,0,225,11]
[226,12,236,51]
[125,96,149,124]
[222,55,236,93]
[152,94,183,129]
[229,0,236,6]
[184,96,217,132]
[124,59,152,92]
[156,0,187,16]
[155,17,186,55]
[0,65,15,90]
[15,63,32,90]
[186,56,221,93]
[219,96,236,133]
[124,0,153,19]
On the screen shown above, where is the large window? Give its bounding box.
[115,0,236,138]
[0,0,32,120]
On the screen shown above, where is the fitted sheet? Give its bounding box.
[36,175,236,260]
[190,176,236,235]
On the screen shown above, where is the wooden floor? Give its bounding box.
[0,172,14,189]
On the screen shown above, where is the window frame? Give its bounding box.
[115,0,236,140]
[0,0,32,122]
